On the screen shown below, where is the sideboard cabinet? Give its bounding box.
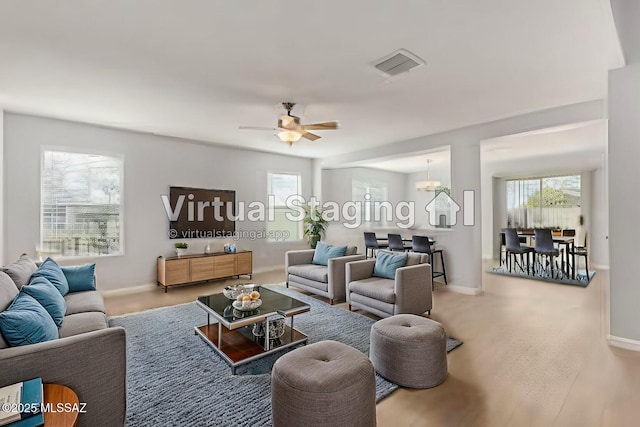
[157,250,252,292]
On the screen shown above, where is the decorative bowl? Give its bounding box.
[223,283,257,300]
[232,299,262,311]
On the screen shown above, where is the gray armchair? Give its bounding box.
[346,252,432,318]
[285,246,364,304]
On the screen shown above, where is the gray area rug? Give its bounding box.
[110,285,462,427]
[488,265,595,287]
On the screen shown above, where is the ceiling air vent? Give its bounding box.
[372,49,425,77]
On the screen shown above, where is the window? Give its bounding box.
[41,150,124,257]
[506,175,581,229]
[268,172,301,241]
[352,179,389,225]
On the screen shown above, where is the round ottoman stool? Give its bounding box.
[370,314,447,388]
[271,340,376,427]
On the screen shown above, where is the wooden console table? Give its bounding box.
[157,250,252,292]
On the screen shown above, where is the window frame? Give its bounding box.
[40,147,125,259]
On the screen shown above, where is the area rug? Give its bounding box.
[109,285,462,427]
[488,265,596,287]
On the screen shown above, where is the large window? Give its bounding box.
[267,172,301,241]
[506,175,581,229]
[41,150,123,257]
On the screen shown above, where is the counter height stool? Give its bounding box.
[412,235,448,290]
[364,232,388,258]
[388,233,409,252]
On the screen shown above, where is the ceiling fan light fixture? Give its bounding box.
[278,130,303,145]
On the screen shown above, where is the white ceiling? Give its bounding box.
[481,120,607,177]
[0,0,620,159]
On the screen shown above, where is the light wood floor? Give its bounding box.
[104,266,640,427]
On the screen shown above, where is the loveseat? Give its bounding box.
[0,255,126,427]
[285,244,364,304]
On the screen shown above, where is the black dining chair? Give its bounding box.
[412,235,448,290]
[387,234,408,252]
[363,232,388,259]
[569,232,590,281]
[534,228,560,277]
[504,228,534,274]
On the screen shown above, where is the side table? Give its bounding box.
[43,384,79,427]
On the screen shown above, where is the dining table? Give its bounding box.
[499,231,576,279]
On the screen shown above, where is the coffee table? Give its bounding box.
[195,286,310,374]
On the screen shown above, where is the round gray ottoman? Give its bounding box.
[370,314,447,388]
[271,340,376,427]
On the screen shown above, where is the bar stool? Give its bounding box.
[388,234,408,252]
[363,232,387,259]
[411,235,447,290]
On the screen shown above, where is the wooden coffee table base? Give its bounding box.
[195,323,307,374]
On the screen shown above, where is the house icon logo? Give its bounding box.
[424,190,475,227]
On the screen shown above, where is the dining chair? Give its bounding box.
[363,232,388,259]
[569,232,590,280]
[387,234,408,252]
[504,228,534,274]
[534,229,560,277]
[411,235,447,290]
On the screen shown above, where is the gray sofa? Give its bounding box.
[0,258,126,427]
[285,246,364,304]
[346,251,433,318]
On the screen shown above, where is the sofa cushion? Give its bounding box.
[58,312,108,338]
[31,258,69,296]
[349,278,396,304]
[61,264,96,292]
[312,242,348,266]
[374,251,407,280]
[21,276,67,327]
[288,265,329,283]
[0,271,19,312]
[0,293,59,346]
[405,252,424,266]
[0,254,38,289]
[288,274,329,292]
[64,291,105,315]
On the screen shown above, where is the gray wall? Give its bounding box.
[609,0,640,342]
[321,100,604,291]
[3,113,312,291]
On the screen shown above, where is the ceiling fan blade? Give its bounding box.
[301,121,339,131]
[302,132,321,141]
[239,126,277,131]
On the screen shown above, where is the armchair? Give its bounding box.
[346,252,432,318]
[285,245,364,304]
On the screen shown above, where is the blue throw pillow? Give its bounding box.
[31,258,69,296]
[312,242,348,266]
[21,276,67,327]
[0,293,58,346]
[373,251,408,280]
[61,264,96,292]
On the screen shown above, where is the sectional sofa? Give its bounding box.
[0,255,126,427]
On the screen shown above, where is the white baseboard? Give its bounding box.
[591,263,609,270]
[101,282,158,297]
[444,285,484,296]
[608,335,640,351]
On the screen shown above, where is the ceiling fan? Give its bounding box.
[239,102,339,146]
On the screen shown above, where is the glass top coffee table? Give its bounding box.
[195,286,310,374]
